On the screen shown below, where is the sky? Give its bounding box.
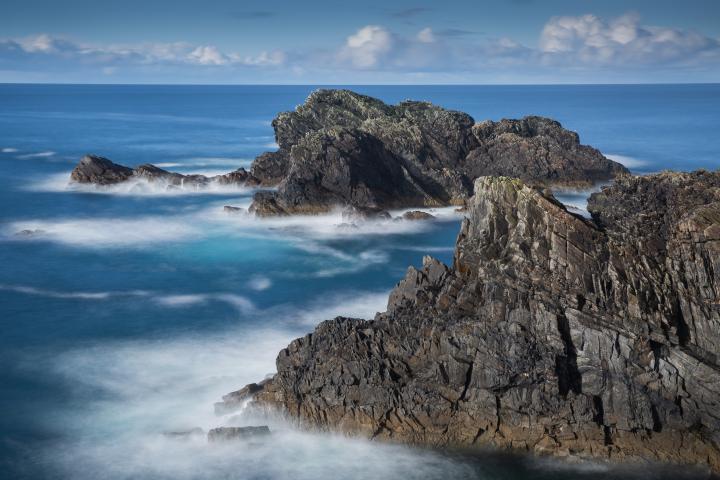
[1,0,719,84]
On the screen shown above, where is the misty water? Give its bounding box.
[1,84,719,479]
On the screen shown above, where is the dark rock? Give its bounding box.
[341,205,392,221]
[15,229,46,237]
[70,155,133,185]
[250,151,290,186]
[223,205,245,214]
[207,426,271,442]
[69,156,258,188]
[400,211,435,221]
[244,171,720,471]
[248,90,627,215]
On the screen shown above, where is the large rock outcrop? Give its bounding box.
[248,89,627,215]
[233,171,720,470]
[70,154,257,188]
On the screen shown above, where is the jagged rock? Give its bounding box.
[207,426,271,442]
[242,172,720,472]
[70,155,133,185]
[69,155,257,188]
[400,211,435,221]
[248,89,627,215]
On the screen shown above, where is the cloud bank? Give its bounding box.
[1,13,718,83]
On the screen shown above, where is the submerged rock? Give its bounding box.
[248,89,627,215]
[162,427,204,439]
[241,171,720,471]
[207,426,271,442]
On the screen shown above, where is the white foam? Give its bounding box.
[247,276,272,291]
[26,172,257,197]
[17,150,55,159]
[23,290,467,480]
[605,153,649,169]
[4,216,202,247]
[2,147,19,153]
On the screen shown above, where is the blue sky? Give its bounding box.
[1,0,719,83]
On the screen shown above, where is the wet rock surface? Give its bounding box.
[243,171,720,471]
[248,89,627,215]
[70,154,257,188]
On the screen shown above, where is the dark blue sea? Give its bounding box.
[1,84,718,480]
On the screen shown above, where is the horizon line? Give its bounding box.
[1,81,719,87]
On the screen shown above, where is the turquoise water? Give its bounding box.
[1,84,718,479]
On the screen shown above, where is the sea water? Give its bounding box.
[1,84,718,479]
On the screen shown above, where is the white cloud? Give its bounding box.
[417,27,435,44]
[339,25,394,68]
[539,13,720,65]
[1,13,719,82]
[238,50,287,66]
[187,45,228,65]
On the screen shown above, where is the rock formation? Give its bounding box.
[70,154,257,188]
[230,171,720,471]
[248,89,628,215]
[69,91,627,214]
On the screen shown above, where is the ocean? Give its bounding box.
[1,84,718,479]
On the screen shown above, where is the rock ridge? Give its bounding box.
[232,171,720,471]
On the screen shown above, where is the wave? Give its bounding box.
[0,284,150,300]
[2,147,19,153]
[246,276,272,291]
[26,172,257,197]
[17,150,55,159]
[605,153,650,170]
[0,284,255,313]
[4,216,203,247]
[155,293,255,313]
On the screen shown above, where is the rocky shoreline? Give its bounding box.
[224,171,720,472]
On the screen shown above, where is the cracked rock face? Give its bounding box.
[240,171,720,470]
[249,89,627,215]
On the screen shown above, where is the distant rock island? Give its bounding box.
[223,171,720,472]
[70,89,627,214]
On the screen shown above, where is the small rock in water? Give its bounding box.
[223,205,245,214]
[15,229,45,237]
[207,426,271,442]
[400,211,435,221]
